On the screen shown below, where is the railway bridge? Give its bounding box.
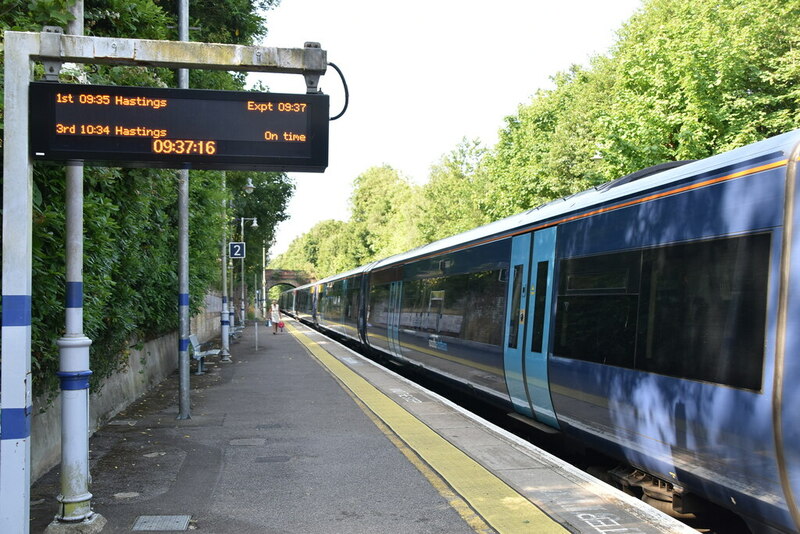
[265,269,314,291]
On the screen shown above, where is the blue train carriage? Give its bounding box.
[281,130,800,532]
[314,264,373,343]
[364,131,800,533]
[535,131,800,534]
[284,282,316,325]
[362,237,512,401]
[278,286,295,315]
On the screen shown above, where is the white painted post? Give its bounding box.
[220,173,231,362]
[48,2,105,527]
[0,31,34,534]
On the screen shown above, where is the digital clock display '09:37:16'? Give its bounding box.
[152,139,218,155]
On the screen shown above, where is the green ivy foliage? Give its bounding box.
[2,0,290,398]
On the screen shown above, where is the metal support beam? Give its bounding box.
[48,4,106,528]
[23,32,327,74]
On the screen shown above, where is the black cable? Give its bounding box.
[327,62,349,121]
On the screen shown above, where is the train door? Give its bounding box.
[524,227,559,429]
[503,228,560,429]
[387,281,403,357]
[358,275,369,344]
[503,233,534,417]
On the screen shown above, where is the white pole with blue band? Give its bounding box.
[52,162,101,524]
[220,174,231,362]
[49,1,104,524]
[1,31,34,531]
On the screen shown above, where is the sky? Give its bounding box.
[252,0,643,257]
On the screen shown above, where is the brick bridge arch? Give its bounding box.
[265,269,314,292]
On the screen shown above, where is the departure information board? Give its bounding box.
[29,82,329,172]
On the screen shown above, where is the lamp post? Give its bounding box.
[239,217,258,325]
[262,243,267,319]
[220,177,255,359]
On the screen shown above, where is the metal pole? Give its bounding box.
[1,32,34,534]
[219,173,231,361]
[176,0,191,420]
[229,256,236,330]
[262,244,267,318]
[49,5,106,528]
[241,218,246,326]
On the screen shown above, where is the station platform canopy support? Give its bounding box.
[1,30,328,534]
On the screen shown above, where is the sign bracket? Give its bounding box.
[40,26,64,81]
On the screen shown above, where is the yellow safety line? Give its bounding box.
[286,322,567,534]
[336,375,495,534]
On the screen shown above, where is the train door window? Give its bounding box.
[531,261,549,353]
[508,264,524,349]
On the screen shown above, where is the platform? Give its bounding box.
[30,319,694,533]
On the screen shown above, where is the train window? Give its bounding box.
[554,294,639,367]
[554,251,640,367]
[398,268,507,347]
[636,233,769,390]
[563,251,640,293]
[368,284,390,329]
[344,278,360,330]
[553,233,769,390]
[418,275,467,339]
[462,270,507,346]
[508,265,524,349]
[531,261,549,353]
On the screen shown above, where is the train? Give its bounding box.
[279,130,800,534]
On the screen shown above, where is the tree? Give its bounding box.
[598,0,800,175]
[480,64,616,219]
[349,165,424,259]
[273,0,800,280]
[481,0,800,221]
[418,138,490,241]
[269,220,370,279]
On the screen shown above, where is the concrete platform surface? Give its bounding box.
[29,319,694,533]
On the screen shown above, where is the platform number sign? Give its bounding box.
[229,242,246,259]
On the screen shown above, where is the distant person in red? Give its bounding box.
[271,302,282,334]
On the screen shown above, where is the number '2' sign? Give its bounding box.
[229,242,246,259]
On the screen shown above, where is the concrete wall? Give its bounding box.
[31,298,221,482]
